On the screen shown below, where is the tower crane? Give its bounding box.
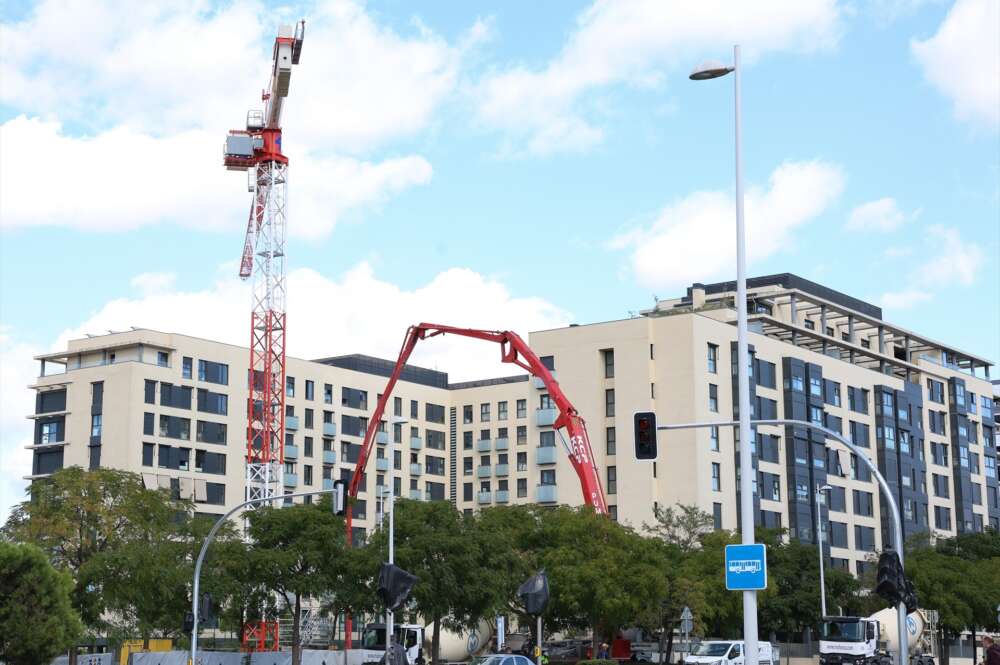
[222,19,305,652]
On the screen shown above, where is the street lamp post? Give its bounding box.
[385,485,396,665]
[815,484,833,618]
[690,44,757,661]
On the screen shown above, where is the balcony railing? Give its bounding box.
[536,484,557,503]
[495,490,510,504]
[376,431,389,445]
[495,464,509,476]
[478,491,492,505]
[284,444,299,459]
[495,437,510,451]
[477,465,492,478]
[476,439,492,452]
[410,463,423,477]
[532,371,556,389]
[536,446,558,465]
[535,408,557,427]
[323,450,336,464]
[375,458,390,472]
[410,437,423,450]
[323,422,337,437]
[283,473,298,488]
[286,415,300,431]
[409,489,424,501]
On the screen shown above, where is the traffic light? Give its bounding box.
[184,611,195,633]
[332,479,346,516]
[875,550,903,605]
[634,412,658,460]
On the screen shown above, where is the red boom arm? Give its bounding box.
[346,323,608,523]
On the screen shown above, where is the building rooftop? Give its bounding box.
[314,354,450,389]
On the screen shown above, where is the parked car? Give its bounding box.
[684,641,777,665]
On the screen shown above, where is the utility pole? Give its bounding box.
[385,486,396,664]
[816,484,832,617]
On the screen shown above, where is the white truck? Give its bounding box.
[819,609,935,665]
[683,640,778,665]
[338,622,425,665]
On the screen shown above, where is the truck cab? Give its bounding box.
[684,641,776,665]
[358,623,424,665]
[819,617,882,665]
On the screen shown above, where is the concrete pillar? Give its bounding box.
[691,284,706,309]
[878,326,886,374]
[821,305,828,354]
[848,315,855,364]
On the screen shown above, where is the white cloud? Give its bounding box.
[880,289,933,309]
[845,197,907,232]
[0,265,570,522]
[130,272,178,295]
[611,160,845,289]
[911,0,1000,130]
[474,0,843,154]
[0,0,471,149]
[879,224,983,308]
[0,116,433,237]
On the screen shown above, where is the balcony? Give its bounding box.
[283,473,298,488]
[477,465,492,478]
[410,463,423,477]
[495,438,510,451]
[535,408,557,427]
[536,446,558,465]
[410,437,423,450]
[532,371,556,389]
[409,489,424,501]
[323,422,337,437]
[323,450,336,464]
[284,444,299,459]
[286,415,300,431]
[495,464,509,477]
[536,484,558,503]
[323,478,334,490]
[495,490,510,504]
[376,431,389,445]
[478,491,492,505]
[375,458,390,472]
[476,439,492,452]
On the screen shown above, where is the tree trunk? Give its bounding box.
[433,616,441,665]
[665,627,675,664]
[592,620,601,659]
[293,594,302,665]
[970,627,976,665]
[939,629,950,665]
[68,645,78,665]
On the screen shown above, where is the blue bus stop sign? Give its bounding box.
[725,544,767,590]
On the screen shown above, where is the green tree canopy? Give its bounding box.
[0,542,83,665]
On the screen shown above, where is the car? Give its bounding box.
[476,654,535,665]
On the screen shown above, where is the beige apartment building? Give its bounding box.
[27,274,999,575]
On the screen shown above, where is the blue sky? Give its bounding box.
[0,0,997,514]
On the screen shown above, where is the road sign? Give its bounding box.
[724,543,767,590]
[680,606,693,633]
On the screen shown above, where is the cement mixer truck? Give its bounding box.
[819,609,935,665]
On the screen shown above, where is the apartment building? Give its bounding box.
[27,274,998,573]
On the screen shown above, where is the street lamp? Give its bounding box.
[690,44,757,663]
[815,484,833,617]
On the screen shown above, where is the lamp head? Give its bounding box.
[690,59,734,80]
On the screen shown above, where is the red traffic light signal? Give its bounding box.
[634,411,658,460]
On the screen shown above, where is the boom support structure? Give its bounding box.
[342,323,607,647]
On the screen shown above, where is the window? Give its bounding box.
[517,478,528,497]
[480,403,490,422]
[304,380,314,401]
[711,463,721,491]
[516,425,527,445]
[809,376,822,397]
[143,412,154,436]
[158,414,190,440]
[605,389,615,417]
[516,399,527,419]
[958,446,970,468]
[853,490,873,517]
[830,521,848,548]
[157,351,169,367]
[304,437,313,457]
[462,405,473,424]
[927,378,944,404]
[606,427,616,455]
[710,426,719,451]
[848,386,869,414]
[197,360,229,385]
[393,450,402,470]
[517,452,527,471]
[985,455,997,479]
[91,414,102,438]
[197,389,228,416]
[286,377,295,398]
[410,400,418,419]
[854,525,875,551]
[607,466,617,494]
[142,442,155,466]
[426,430,445,450]
[602,349,615,378]
[934,506,952,530]
[426,456,445,476]
[707,344,718,373]
[881,425,896,450]
[540,469,556,485]
[540,355,555,370]
[810,406,823,425]
[426,403,446,424]
[899,430,911,455]
[324,383,333,404]
[195,450,226,475]
[341,387,368,410]
[497,401,508,421]
[161,383,193,409]
[824,380,841,407]
[708,384,718,412]
[539,431,555,448]
[463,431,473,450]
[144,380,156,404]
[540,394,553,409]
[182,357,192,379]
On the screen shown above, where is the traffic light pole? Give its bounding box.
[191,488,340,665]
[658,417,907,665]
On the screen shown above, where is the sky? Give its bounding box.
[1,0,998,519]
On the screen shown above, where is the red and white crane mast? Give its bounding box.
[222,24,303,648]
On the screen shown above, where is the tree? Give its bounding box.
[645,504,715,553]
[248,501,350,665]
[367,499,491,665]
[0,542,83,665]
[533,507,669,651]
